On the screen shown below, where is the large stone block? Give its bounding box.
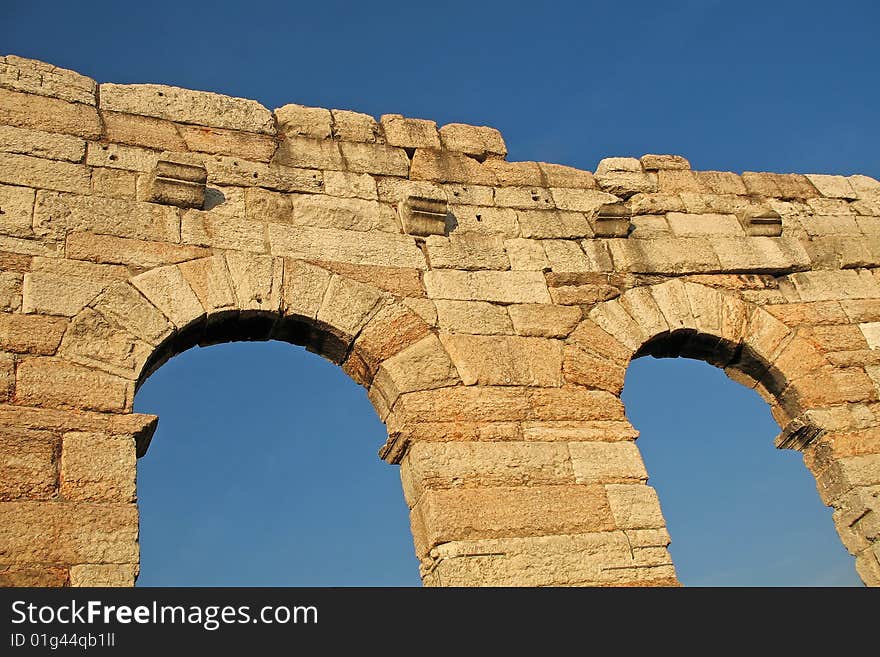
[0,88,101,139]
[569,441,648,484]
[101,110,187,151]
[15,358,131,412]
[204,156,322,193]
[401,441,572,505]
[562,345,626,392]
[269,223,426,269]
[423,270,550,303]
[380,114,440,149]
[440,334,563,386]
[425,234,509,270]
[0,153,90,195]
[274,103,332,139]
[224,252,283,313]
[434,300,513,335]
[338,141,410,177]
[410,148,496,185]
[246,188,400,233]
[508,304,581,338]
[0,125,85,162]
[100,83,275,134]
[59,308,152,379]
[22,272,106,317]
[66,232,208,268]
[0,56,96,105]
[33,191,179,242]
[69,564,137,587]
[0,428,59,500]
[438,123,506,159]
[331,109,380,143]
[316,275,385,338]
[0,312,67,355]
[130,265,205,330]
[60,432,136,502]
[371,334,460,408]
[0,501,138,564]
[411,484,614,554]
[91,283,174,347]
[605,483,667,529]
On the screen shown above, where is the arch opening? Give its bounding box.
[133,339,420,586]
[623,343,862,585]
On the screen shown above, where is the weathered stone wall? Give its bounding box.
[0,54,878,587]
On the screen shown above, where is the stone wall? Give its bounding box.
[0,54,878,586]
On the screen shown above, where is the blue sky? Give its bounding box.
[4,0,875,585]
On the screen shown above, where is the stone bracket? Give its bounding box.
[146,159,208,209]
[738,208,783,237]
[775,413,825,451]
[593,202,631,238]
[398,196,448,237]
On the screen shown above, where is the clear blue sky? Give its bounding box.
[4,0,875,586]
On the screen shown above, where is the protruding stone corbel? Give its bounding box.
[775,414,825,451]
[399,195,448,237]
[738,208,783,237]
[146,158,208,209]
[593,202,631,238]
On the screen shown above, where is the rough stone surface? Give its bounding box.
[0,55,878,588]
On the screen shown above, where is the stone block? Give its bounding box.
[667,212,744,237]
[15,358,131,412]
[542,240,593,272]
[438,123,506,159]
[272,135,344,170]
[495,186,554,210]
[0,55,95,104]
[483,160,543,187]
[607,237,721,275]
[323,170,378,200]
[605,483,666,529]
[144,158,207,209]
[562,345,626,392]
[0,428,59,500]
[425,234,508,270]
[569,441,648,483]
[0,566,68,587]
[518,209,593,239]
[60,432,136,502]
[0,501,138,564]
[434,300,512,335]
[412,484,614,552]
[0,125,85,162]
[279,259,332,320]
[268,223,426,269]
[66,232,209,269]
[380,114,440,149]
[0,184,36,238]
[204,156,323,193]
[92,283,174,347]
[33,191,179,242]
[401,441,572,505]
[806,174,858,199]
[639,154,690,171]
[69,564,137,587]
[550,187,619,212]
[101,110,187,151]
[22,272,106,317]
[0,312,66,355]
[595,157,656,197]
[0,152,90,195]
[178,255,236,316]
[316,275,385,338]
[338,141,410,176]
[591,202,631,238]
[440,334,563,386]
[508,304,580,338]
[505,238,550,271]
[100,83,275,134]
[130,265,205,330]
[536,163,594,189]
[90,167,137,199]
[331,109,380,143]
[178,123,276,161]
[411,148,495,185]
[424,270,551,303]
[0,88,101,139]
[371,334,459,408]
[224,252,283,313]
[448,206,519,236]
[274,103,332,139]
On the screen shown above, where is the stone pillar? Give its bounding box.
[386,386,678,587]
[0,405,155,586]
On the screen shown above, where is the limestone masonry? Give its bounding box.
[0,55,878,587]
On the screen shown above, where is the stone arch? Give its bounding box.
[576,279,880,584]
[59,254,461,430]
[51,253,467,585]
